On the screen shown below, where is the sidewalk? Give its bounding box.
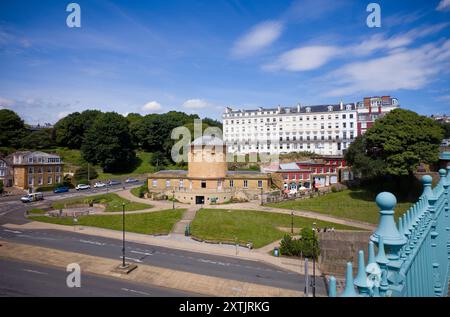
[3,220,319,276]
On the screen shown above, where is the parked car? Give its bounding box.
[21,192,44,203]
[107,180,121,186]
[75,184,91,191]
[94,182,106,188]
[125,178,139,183]
[54,186,69,193]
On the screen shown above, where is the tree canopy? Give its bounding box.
[53,110,102,149]
[81,112,136,172]
[345,109,444,177]
[0,109,27,148]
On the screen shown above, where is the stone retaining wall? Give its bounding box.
[318,231,371,276]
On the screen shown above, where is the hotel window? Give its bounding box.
[38,167,43,174]
[56,176,61,184]
[28,167,33,174]
[229,180,234,187]
[47,176,52,185]
[38,176,43,185]
[152,180,157,187]
[47,166,52,173]
[201,181,206,188]
[258,180,263,188]
[243,180,248,188]
[166,180,171,188]
[179,179,184,188]
[28,176,33,185]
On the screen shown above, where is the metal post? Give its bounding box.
[291,210,294,234]
[312,222,316,297]
[260,187,263,205]
[305,258,309,297]
[172,189,175,209]
[122,202,126,268]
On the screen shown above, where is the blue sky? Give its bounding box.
[0,0,450,124]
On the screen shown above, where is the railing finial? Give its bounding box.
[340,262,358,297]
[370,192,407,260]
[375,236,389,267]
[354,250,369,293]
[328,276,337,297]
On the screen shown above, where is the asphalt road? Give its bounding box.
[0,258,198,297]
[0,227,326,295]
[0,187,327,296]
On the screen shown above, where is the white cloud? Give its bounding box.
[142,101,162,112]
[57,111,71,119]
[437,0,450,11]
[324,40,450,96]
[182,99,210,109]
[0,97,15,107]
[231,21,283,58]
[263,46,340,72]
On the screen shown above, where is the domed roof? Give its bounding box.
[190,135,224,146]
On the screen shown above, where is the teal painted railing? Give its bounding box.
[329,167,450,297]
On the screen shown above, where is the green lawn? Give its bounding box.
[52,193,152,212]
[27,208,47,215]
[29,209,184,235]
[266,189,413,224]
[190,208,360,248]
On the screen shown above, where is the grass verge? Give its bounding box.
[190,208,360,248]
[29,209,184,235]
[52,193,152,212]
[266,189,412,224]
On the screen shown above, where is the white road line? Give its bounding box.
[122,256,143,263]
[130,250,153,256]
[121,288,151,296]
[79,239,105,246]
[3,229,22,234]
[22,269,48,275]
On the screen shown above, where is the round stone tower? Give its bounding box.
[187,135,227,179]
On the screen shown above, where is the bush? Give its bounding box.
[278,229,320,259]
[0,180,3,194]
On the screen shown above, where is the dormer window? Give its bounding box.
[328,106,333,112]
[346,104,352,110]
[306,107,311,113]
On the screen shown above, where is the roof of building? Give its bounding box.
[279,162,300,170]
[190,135,224,146]
[10,151,60,158]
[224,103,357,115]
[440,152,450,161]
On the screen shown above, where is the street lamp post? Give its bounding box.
[291,210,294,234]
[312,222,316,297]
[260,187,263,205]
[172,189,175,209]
[121,202,126,268]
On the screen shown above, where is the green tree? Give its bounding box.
[299,228,320,259]
[81,112,136,172]
[279,234,293,256]
[53,110,102,149]
[0,180,4,194]
[0,109,28,148]
[73,165,99,182]
[346,109,444,177]
[21,129,55,149]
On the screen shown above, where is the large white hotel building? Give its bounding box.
[222,96,399,156]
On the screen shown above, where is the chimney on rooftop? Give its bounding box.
[297,103,301,112]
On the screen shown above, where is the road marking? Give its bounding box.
[79,239,105,246]
[122,256,143,263]
[3,229,22,234]
[22,269,48,275]
[121,288,151,296]
[130,250,153,256]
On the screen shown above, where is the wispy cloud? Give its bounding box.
[231,20,283,58]
[437,0,450,12]
[0,97,15,107]
[324,39,450,96]
[142,101,162,112]
[182,99,210,109]
[263,46,340,72]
